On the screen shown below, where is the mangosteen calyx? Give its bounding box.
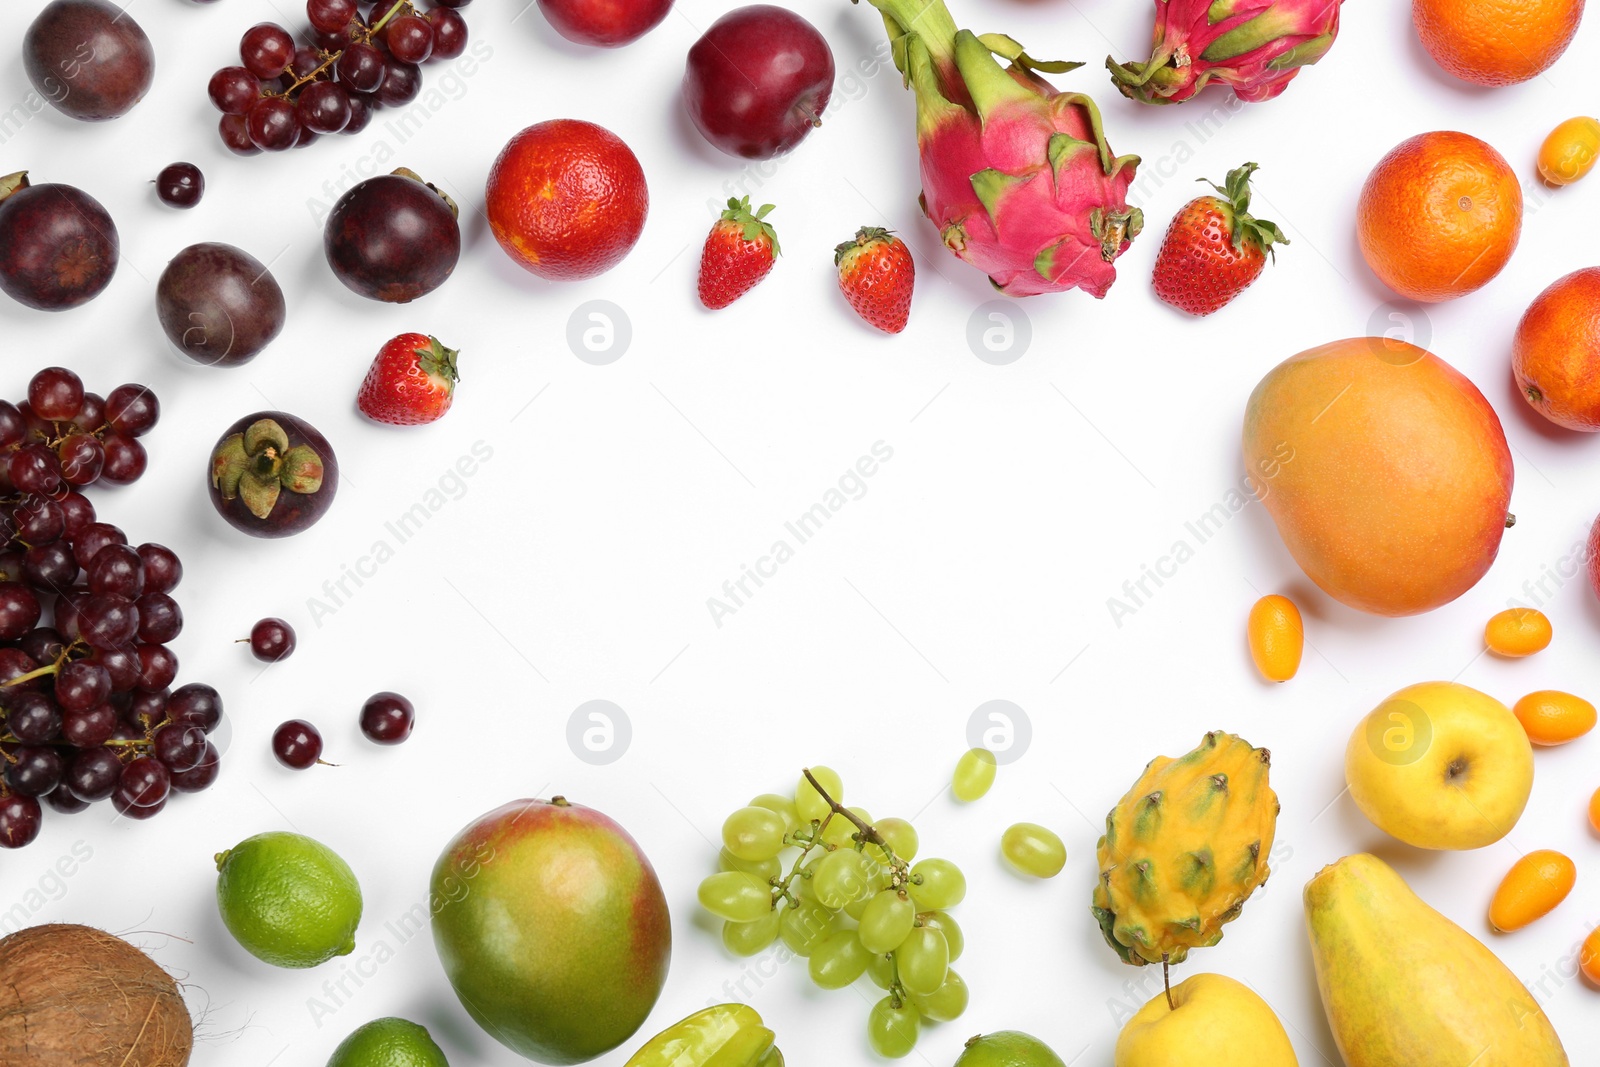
[0,172,28,204]
[391,167,459,221]
[211,417,325,520]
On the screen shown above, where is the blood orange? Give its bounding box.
[485,120,648,281]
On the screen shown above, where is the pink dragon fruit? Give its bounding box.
[862,0,1142,298]
[1109,0,1344,105]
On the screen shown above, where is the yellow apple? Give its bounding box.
[1345,681,1532,850]
[1115,973,1298,1066]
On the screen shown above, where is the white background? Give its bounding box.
[3,0,1600,1064]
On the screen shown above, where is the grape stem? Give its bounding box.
[0,639,86,689]
[802,767,896,858]
[270,0,412,102]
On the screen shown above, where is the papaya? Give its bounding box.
[1242,338,1512,616]
[1304,854,1567,1066]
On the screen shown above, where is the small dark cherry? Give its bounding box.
[359,691,414,745]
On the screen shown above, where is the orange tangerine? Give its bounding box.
[1356,131,1522,303]
[1513,690,1596,745]
[1538,118,1600,186]
[1484,607,1552,657]
[1247,594,1303,682]
[1488,849,1576,932]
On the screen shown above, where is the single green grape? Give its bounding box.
[718,848,781,881]
[951,748,997,802]
[698,871,774,923]
[796,765,844,824]
[895,927,949,995]
[910,969,968,1022]
[1001,822,1067,878]
[909,859,967,911]
[822,806,872,848]
[859,889,915,954]
[749,792,800,834]
[722,805,788,862]
[808,928,872,989]
[722,908,782,956]
[845,884,881,921]
[918,910,963,961]
[794,852,825,902]
[779,900,837,957]
[867,996,921,1058]
[813,848,873,910]
[875,817,919,862]
[866,951,894,990]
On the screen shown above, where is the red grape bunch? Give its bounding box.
[0,369,227,850]
[207,0,472,156]
[9,367,156,491]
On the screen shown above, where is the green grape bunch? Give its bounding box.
[696,766,970,1059]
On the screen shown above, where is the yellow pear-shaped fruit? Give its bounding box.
[1305,854,1568,1066]
[1344,681,1532,850]
[1115,973,1298,1066]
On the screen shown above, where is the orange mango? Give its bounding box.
[1243,339,1513,616]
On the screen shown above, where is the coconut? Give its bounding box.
[0,923,192,1066]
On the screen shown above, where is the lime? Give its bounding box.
[215,830,362,968]
[327,1017,449,1067]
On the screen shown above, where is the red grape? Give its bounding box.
[208,66,260,115]
[241,23,296,79]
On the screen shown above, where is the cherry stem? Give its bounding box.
[1163,958,1174,1011]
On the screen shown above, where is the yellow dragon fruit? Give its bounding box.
[859,0,1142,297]
[1092,731,1279,967]
[1109,0,1345,105]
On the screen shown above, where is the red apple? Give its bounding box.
[537,0,672,47]
[430,796,671,1064]
[683,4,835,159]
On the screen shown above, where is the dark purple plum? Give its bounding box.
[156,242,286,367]
[0,175,119,311]
[208,411,338,538]
[24,0,155,122]
[324,169,460,303]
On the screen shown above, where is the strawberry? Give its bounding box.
[698,197,779,310]
[835,226,915,334]
[1152,163,1287,316]
[357,334,460,426]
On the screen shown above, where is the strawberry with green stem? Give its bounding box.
[835,227,915,334]
[1152,163,1287,316]
[698,197,779,310]
[357,333,460,426]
